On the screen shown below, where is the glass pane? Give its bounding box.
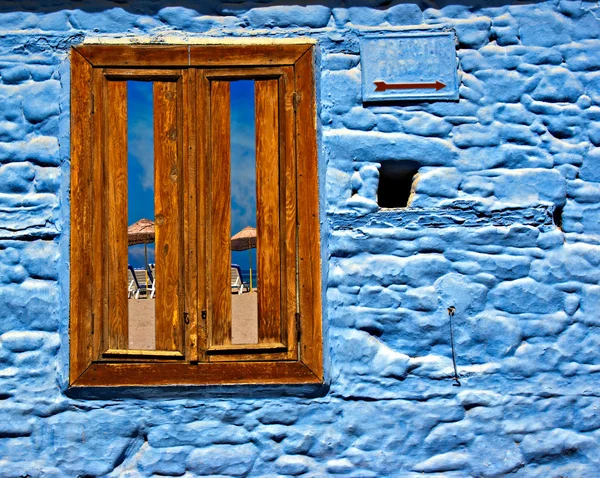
[127,81,156,350]
[230,80,258,345]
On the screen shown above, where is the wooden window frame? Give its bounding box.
[69,44,322,387]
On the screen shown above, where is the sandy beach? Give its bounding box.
[128,292,258,350]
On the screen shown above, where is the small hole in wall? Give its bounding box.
[377,160,420,208]
[553,204,563,230]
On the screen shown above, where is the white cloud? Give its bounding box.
[128,244,155,268]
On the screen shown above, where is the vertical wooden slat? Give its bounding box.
[93,69,107,359]
[105,80,129,351]
[155,80,182,351]
[209,81,232,346]
[70,49,94,382]
[295,49,323,380]
[255,79,281,344]
[197,71,210,361]
[182,70,198,362]
[281,67,298,359]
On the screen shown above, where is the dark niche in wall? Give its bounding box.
[377,160,420,208]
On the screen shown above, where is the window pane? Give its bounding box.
[127,81,156,350]
[230,80,258,345]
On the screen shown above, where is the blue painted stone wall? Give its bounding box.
[1,0,599,476]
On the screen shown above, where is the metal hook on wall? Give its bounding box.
[447,306,461,387]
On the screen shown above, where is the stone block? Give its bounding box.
[138,445,189,476]
[413,167,461,199]
[68,8,139,33]
[567,179,600,203]
[186,444,258,476]
[470,435,525,477]
[323,130,457,167]
[517,10,572,47]
[22,81,60,124]
[23,136,60,166]
[386,4,423,26]
[274,455,314,475]
[465,168,566,208]
[522,47,563,66]
[563,40,600,71]
[1,66,30,85]
[256,404,299,426]
[33,166,60,194]
[341,107,377,131]
[493,103,536,125]
[321,69,361,115]
[521,429,595,461]
[490,278,564,314]
[532,67,584,103]
[589,122,600,146]
[246,5,331,28]
[453,123,501,148]
[454,17,492,49]
[19,240,59,280]
[435,273,488,316]
[376,114,401,133]
[0,162,34,194]
[347,7,386,26]
[0,331,52,353]
[0,281,59,333]
[37,11,71,32]
[148,421,250,448]
[326,457,354,474]
[402,112,452,137]
[579,148,600,182]
[476,69,536,104]
[322,53,359,71]
[412,451,468,472]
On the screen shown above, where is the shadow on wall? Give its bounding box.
[0,0,548,15]
[378,160,420,208]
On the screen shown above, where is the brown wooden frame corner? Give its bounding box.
[69,43,323,388]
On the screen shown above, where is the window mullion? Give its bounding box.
[255,78,282,345]
[154,79,184,352]
[208,80,233,347]
[105,78,130,351]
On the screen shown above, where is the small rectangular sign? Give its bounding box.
[360,32,459,102]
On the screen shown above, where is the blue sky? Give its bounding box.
[127,80,257,275]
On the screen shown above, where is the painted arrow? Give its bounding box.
[374,80,447,92]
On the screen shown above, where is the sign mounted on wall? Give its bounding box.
[360,31,459,102]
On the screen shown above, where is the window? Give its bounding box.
[69,44,322,387]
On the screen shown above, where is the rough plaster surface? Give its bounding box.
[1,0,600,476]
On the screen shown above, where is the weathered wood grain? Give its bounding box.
[295,48,323,381]
[106,80,129,351]
[196,70,210,362]
[70,48,94,383]
[255,79,282,345]
[182,69,199,362]
[209,80,232,346]
[281,66,298,360]
[73,360,320,387]
[154,80,183,352]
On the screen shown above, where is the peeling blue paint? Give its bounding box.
[0,0,600,476]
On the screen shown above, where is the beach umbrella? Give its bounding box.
[127,218,155,246]
[128,218,154,291]
[231,226,256,291]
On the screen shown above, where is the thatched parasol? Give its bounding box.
[231,226,256,251]
[231,226,257,291]
[128,218,155,291]
[128,218,155,246]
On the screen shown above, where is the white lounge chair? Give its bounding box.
[127,266,139,299]
[231,264,248,294]
[148,264,156,299]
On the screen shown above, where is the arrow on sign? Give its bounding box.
[374,80,447,92]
